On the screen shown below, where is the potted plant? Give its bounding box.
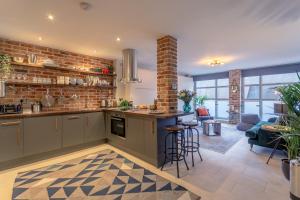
[0,54,12,80]
[194,95,207,108]
[178,89,196,113]
[0,54,12,97]
[276,75,300,180]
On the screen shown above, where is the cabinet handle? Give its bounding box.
[16,127,21,146]
[152,120,155,135]
[0,121,21,126]
[68,116,80,120]
[86,116,89,127]
[55,117,58,131]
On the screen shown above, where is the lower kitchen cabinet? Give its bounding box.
[0,119,23,162]
[24,116,62,156]
[126,117,145,153]
[143,119,157,160]
[62,114,84,147]
[84,112,105,142]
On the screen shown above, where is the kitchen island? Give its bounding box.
[0,108,193,168]
[105,109,193,167]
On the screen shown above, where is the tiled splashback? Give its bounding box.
[0,38,115,110]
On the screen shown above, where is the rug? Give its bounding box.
[12,149,200,200]
[197,125,243,154]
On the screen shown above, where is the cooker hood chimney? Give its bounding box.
[120,49,141,83]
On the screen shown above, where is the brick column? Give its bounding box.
[229,69,241,124]
[157,35,178,113]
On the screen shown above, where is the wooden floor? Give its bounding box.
[0,124,289,200]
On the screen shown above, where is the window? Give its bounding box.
[195,78,229,119]
[242,72,298,120]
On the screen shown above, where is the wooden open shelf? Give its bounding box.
[11,62,43,68]
[11,62,116,77]
[6,81,117,89]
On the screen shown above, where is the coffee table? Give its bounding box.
[203,120,221,136]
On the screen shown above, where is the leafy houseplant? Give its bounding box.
[118,98,131,111]
[0,54,12,80]
[276,75,300,180]
[178,89,196,113]
[194,95,207,108]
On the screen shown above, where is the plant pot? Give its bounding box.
[281,158,290,180]
[183,102,191,113]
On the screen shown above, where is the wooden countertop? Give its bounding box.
[0,108,104,119]
[0,108,194,119]
[104,108,194,119]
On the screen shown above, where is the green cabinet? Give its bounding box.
[62,114,84,147]
[24,116,62,156]
[83,112,105,143]
[0,119,23,162]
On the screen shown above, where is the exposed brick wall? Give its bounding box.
[0,38,115,110]
[229,69,241,123]
[157,35,178,113]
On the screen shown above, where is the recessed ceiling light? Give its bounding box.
[116,37,121,42]
[93,50,97,53]
[47,14,54,21]
[38,36,42,41]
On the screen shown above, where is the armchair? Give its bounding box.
[195,108,214,126]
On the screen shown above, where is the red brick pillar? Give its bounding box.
[157,35,178,113]
[229,69,241,123]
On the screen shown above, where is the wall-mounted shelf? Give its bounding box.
[11,62,116,77]
[11,62,43,68]
[6,81,117,89]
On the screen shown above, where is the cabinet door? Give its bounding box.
[143,119,157,160]
[126,117,145,154]
[62,114,84,147]
[24,116,62,156]
[84,112,105,143]
[0,119,23,162]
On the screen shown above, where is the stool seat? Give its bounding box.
[182,121,198,127]
[164,125,184,132]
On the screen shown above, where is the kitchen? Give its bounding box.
[0,36,193,166]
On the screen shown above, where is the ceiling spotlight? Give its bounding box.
[208,59,224,67]
[47,14,54,21]
[80,2,92,10]
[38,36,42,41]
[116,37,121,42]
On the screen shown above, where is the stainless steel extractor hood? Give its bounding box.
[120,49,141,83]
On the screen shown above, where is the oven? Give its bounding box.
[110,112,126,138]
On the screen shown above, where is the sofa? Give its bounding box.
[245,121,285,150]
[237,114,261,131]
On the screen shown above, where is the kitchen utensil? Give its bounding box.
[32,102,41,113]
[69,77,77,85]
[27,54,37,64]
[101,100,107,107]
[57,89,65,104]
[70,93,79,100]
[76,78,84,85]
[64,76,70,85]
[13,57,24,63]
[148,110,164,114]
[0,80,6,97]
[41,89,55,107]
[21,99,32,114]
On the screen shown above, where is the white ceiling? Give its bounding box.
[1,0,300,75]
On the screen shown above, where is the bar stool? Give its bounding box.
[182,121,203,167]
[161,125,189,178]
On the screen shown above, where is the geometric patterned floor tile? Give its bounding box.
[12,149,200,200]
